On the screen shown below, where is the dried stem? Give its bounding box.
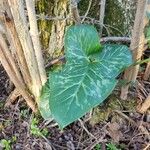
[0,34,37,112]
[25,0,47,86]
[2,1,31,88]
[100,36,131,43]
[138,94,150,113]
[0,33,23,84]
[81,0,92,23]
[8,0,42,99]
[143,62,150,80]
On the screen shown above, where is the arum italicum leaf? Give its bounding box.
[40,24,132,128]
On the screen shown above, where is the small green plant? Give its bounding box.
[0,136,17,150]
[20,109,29,118]
[106,143,121,150]
[94,143,121,150]
[40,24,132,128]
[94,144,101,150]
[0,139,11,150]
[30,118,48,137]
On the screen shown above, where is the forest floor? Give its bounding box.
[0,64,150,150]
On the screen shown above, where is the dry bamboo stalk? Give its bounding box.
[143,2,150,81]
[0,36,37,112]
[138,94,150,113]
[99,0,106,36]
[8,0,42,99]
[0,34,23,84]
[120,0,148,100]
[143,62,150,80]
[25,0,46,86]
[2,1,31,87]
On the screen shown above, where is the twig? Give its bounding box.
[99,0,106,35]
[81,0,92,23]
[45,56,65,69]
[84,137,106,150]
[4,88,20,107]
[70,0,81,24]
[78,119,96,140]
[100,36,131,43]
[114,110,150,138]
[143,143,150,150]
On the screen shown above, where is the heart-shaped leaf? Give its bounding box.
[40,25,132,128]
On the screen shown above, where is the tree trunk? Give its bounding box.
[36,0,70,58]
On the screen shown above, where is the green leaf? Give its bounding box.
[146,11,150,19]
[145,26,150,48]
[49,45,132,128]
[39,83,51,119]
[40,25,132,128]
[49,63,117,128]
[65,24,102,63]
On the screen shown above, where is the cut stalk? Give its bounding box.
[2,1,31,87]
[8,0,42,99]
[120,0,148,100]
[25,0,47,86]
[0,34,37,112]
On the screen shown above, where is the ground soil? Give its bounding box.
[0,64,150,150]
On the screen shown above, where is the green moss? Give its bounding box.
[36,0,53,49]
[90,106,110,125]
[90,94,137,125]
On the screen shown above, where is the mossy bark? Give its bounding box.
[36,0,70,58]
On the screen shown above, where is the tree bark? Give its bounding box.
[36,0,70,58]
